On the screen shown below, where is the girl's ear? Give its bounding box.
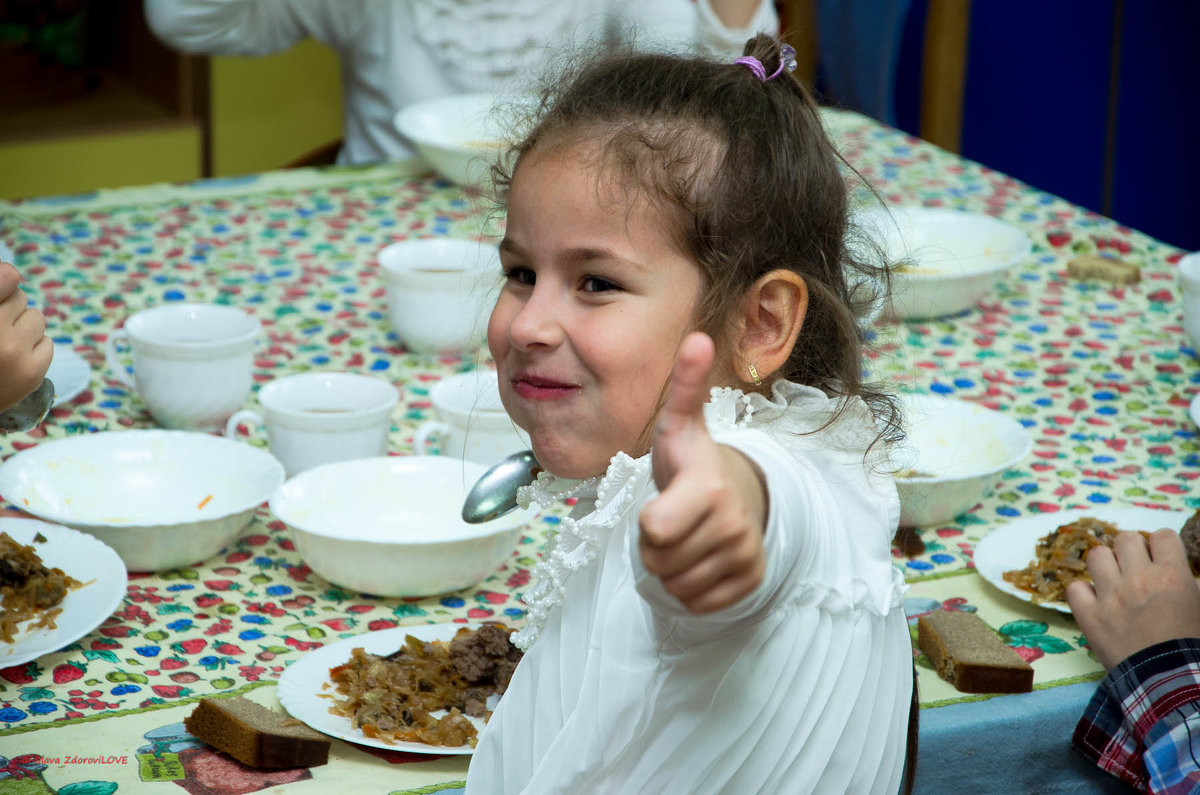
[731,269,808,387]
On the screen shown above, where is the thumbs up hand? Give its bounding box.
[638,332,767,614]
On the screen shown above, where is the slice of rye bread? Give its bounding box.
[917,610,1034,694]
[1066,255,1141,285]
[185,696,331,768]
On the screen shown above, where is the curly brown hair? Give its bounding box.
[492,33,901,448]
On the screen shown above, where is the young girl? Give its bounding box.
[466,34,914,794]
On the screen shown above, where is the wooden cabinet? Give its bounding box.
[0,0,342,200]
[206,38,342,177]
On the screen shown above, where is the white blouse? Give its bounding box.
[144,0,779,164]
[466,382,913,795]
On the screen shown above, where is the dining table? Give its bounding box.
[0,105,1194,795]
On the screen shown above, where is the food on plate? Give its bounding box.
[1001,516,1151,605]
[917,610,1033,694]
[185,696,331,768]
[0,531,81,643]
[327,623,522,748]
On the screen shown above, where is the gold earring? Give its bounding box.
[748,363,762,386]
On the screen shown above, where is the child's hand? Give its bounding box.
[1066,529,1200,670]
[639,332,767,615]
[0,262,53,413]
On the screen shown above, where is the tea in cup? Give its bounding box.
[378,238,500,354]
[412,370,528,465]
[225,372,399,477]
[104,303,260,431]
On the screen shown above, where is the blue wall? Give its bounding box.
[1110,2,1200,250]
[891,0,1199,251]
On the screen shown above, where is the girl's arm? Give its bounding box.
[638,332,768,614]
[143,0,351,57]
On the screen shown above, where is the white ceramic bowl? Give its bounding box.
[378,238,500,354]
[393,93,513,188]
[857,207,1032,320]
[269,456,537,597]
[1178,251,1200,352]
[0,430,285,571]
[894,394,1033,526]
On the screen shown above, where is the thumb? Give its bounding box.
[652,332,716,490]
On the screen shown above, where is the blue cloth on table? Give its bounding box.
[442,683,1128,793]
[916,680,1132,794]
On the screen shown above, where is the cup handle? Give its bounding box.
[412,420,449,454]
[103,328,134,389]
[225,409,263,440]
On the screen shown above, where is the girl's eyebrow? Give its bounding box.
[498,239,648,273]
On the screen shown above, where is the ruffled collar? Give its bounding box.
[512,381,887,649]
[512,451,651,650]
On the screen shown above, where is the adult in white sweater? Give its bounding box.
[144,0,778,164]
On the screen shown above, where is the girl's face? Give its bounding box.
[488,144,705,480]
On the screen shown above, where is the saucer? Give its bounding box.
[46,347,91,407]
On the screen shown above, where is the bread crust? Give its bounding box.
[917,610,1033,694]
[184,696,331,768]
[1066,255,1141,285]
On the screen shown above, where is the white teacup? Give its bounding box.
[225,372,399,477]
[378,238,500,354]
[1179,252,1200,352]
[412,370,528,465]
[104,303,260,431]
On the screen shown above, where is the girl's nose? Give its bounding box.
[507,286,564,351]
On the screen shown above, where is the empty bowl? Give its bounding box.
[269,456,537,597]
[856,207,1032,320]
[393,92,515,188]
[0,430,285,571]
[894,393,1033,527]
[378,237,500,354]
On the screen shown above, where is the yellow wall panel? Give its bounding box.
[0,125,202,201]
[209,39,343,176]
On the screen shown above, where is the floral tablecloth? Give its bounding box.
[0,108,1195,794]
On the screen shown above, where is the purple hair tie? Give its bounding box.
[735,44,798,81]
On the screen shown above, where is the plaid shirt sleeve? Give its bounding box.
[1073,638,1200,794]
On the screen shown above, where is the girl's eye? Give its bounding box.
[503,266,536,286]
[580,276,619,293]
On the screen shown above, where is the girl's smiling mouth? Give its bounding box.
[511,373,580,401]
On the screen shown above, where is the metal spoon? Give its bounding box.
[0,378,54,433]
[461,449,541,523]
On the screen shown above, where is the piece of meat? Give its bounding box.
[448,624,523,692]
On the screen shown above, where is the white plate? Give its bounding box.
[974,507,1191,613]
[0,240,13,263]
[46,347,91,407]
[277,623,488,755]
[0,517,127,667]
[1191,393,1200,429]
